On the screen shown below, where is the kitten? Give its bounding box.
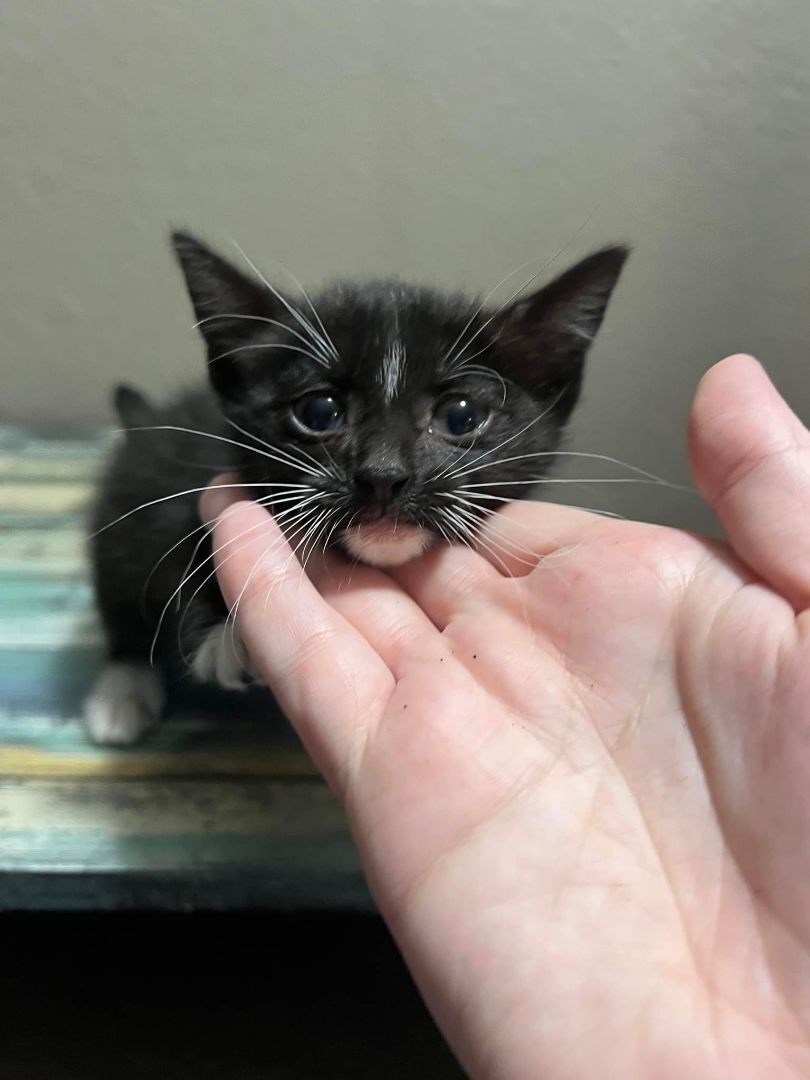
[84,232,628,745]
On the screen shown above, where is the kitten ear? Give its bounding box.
[498,245,629,420]
[172,231,282,400]
[112,383,156,434]
[171,231,270,330]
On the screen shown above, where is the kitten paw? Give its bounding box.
[190,622,260,691]
[84,663,164,746]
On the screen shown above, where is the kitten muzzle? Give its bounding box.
[340,519,432,568]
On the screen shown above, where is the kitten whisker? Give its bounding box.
[92,473,316,537]
[426,425,491,485]
[318,440,344,484]
[450,447,687,485]
[445,364,508,406]
[259,506,337,615]
[294,510,332,575]
[232,242,337,365]
[124,424,327,478]
[121,424,323,478]
[449,488,626,519]
[269,507,334,605]
[176,503,321,671]
[440,492,537,553]
[175,501,325,668]
[231,249,335,362]
[431,398,560,485]
[171,501,298,668]
[430,516,454,549]
[175,521,218,616]
[222,415,340,483]
[157,495,324,664]
[224,505,332,664]
[444,206,602,372]
[195,313,276,329]
[445,501,537,568]
[333,510,366,590]
[318,508,350,559]
[199,311,332,366]
[243,507,332,633]
[552,503,628,519]
[140,517,213,615]
[440,257,546,369]
[139,483,317,614]
[446,338,499,370]
[462,476,690,488]
[283,440,340,482]
[427,393,563,487]
[261,258,341,365]
[210,340,333,368]
[182,505,281,664]
[299,511,339,586]
[482,449,686,483]
[435,506,517,577]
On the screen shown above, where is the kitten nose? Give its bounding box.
[353,466,410,507]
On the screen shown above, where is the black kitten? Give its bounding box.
[84,232,628,744]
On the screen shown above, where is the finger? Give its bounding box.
[390,540,501,629]
[689,354,810,610]
[390,503,604,628]
[199,472,245,520]
[306,551,441,675]
[200,490,394,793]
[203,482,441,675]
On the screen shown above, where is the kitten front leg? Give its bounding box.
[84,662,165,746]
[189,621,262,691]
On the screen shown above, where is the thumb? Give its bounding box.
[689,354,810,610]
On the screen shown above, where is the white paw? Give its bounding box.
[84,663,164,746]
[190,622,260,691]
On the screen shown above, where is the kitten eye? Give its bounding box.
[431,397,489,439]
[292,393,345,435]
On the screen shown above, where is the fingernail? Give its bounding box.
[200,473,242,524]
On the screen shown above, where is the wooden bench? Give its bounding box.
[0,427,368,910]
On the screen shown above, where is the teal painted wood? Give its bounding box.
[0,867,369,911]
[0,426,368,910]
[0,778,360,874]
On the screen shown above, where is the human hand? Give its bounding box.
[200,355,810,1079]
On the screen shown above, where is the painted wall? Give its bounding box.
[3,0,810,530]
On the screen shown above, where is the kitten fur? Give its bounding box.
[85,232,628,744]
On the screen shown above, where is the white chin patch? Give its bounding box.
[341,521,431,567]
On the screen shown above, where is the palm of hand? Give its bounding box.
[206,357,810,1078]
[329,519,809,1078]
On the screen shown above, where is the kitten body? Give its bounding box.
[85,234,628,744]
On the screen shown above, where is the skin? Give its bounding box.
[200,355,810,1079]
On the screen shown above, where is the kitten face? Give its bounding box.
[173,233,628,567]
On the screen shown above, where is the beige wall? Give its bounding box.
[3,0,810,532]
